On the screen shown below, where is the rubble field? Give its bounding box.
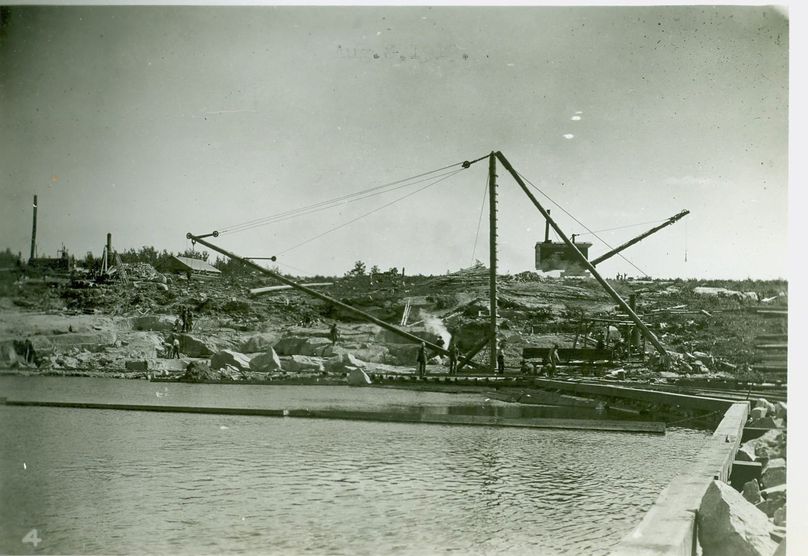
[0,262,787,387]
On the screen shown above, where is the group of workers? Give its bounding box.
[167,307,196,359]
[174,306,194,334]
[416,338,461,378]
[519,344,561,377]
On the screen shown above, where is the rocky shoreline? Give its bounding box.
[696,396,787,555]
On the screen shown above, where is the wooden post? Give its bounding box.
[29,194,37,262]
[488,152,498,372]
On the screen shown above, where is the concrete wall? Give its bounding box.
[609,402,749,556]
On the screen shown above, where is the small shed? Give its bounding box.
[168,256,221,276]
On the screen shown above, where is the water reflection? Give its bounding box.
[0,378,710,555]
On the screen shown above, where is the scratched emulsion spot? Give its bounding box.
[51,175,59,183]
[562,134,575,140]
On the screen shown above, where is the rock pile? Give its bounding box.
[698,396,786,555]
[698,480,777,556]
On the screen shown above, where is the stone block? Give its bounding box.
[239,333,281,354]
[346,367,372,386]
[386,344,421,365]
[754,430,785,459]
[747,416,779,429]
[321,344,350,358]
[181,360,216,382]
[249,349,282,372]
[761,458,786,489]
[698,480,776,556]
[773,506,786,527]
[210,349,251,372]
[736,442,757,462]
[273,336,307,355]
[30,331,117,354]
[753,398,776,414]
[350,345,389,363]
[281,355,324,372]
[299,337,333,356]
[742,479,762,505]
[149,358,188,373]
[132,315,176,331]
[325,353,369,373]
[729,461,762,492]
[178,334,217,358]
[125,360,149,372]
[760,484,786,499]
[750,406,767,420]
[219,364,244,381]
[754,497,784,518]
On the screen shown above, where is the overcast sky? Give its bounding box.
[0,5,789,279]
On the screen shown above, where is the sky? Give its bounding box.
[0,5,791,279]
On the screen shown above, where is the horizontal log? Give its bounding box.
[3,399,664,433]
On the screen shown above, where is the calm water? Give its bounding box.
[0,376,710,555]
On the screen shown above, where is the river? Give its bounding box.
[0,376,710,555]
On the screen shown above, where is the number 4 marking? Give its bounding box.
[22,529,42,547]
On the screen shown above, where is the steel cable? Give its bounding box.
[217,161,468,235]
[276,168,465,256]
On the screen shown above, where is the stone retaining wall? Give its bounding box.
[609,402,748,556]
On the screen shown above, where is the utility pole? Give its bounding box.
[29,194,38,262]
[488,152,498,373]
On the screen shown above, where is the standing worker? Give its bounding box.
[180,307,188,333]
[329,322,340,345]
[172,337,181,359]
[596,333,605,351]
[448,342,459,375]
[548,343,560,378]
[186,309,194,333]
[496,342,505,375]
[23,338,35,364]
[416,341,427,378]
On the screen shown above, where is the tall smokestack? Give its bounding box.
[30,194,38,262]
[106,233,112,260]
[544,209,551,243]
